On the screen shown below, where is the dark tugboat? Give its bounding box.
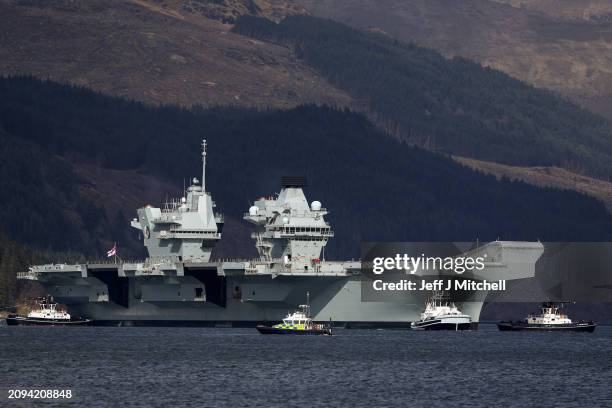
[6,297,92,326]
[498,302,595,332]
[256,293,332,335]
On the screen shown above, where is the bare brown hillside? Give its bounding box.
[491,0,612,21]
[455,156,612,212]
[296,0,612,120]
[0,0,351,108]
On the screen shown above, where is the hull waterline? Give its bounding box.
[497,322,596,332]
[256,325,332,335]
[410,320,473,331]
[6,315,92,326]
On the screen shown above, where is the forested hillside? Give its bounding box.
[232,15,612,179]
[0,233,28,309]
[0,232,86,310]
[1,76,612,262]
[0,128,139,256]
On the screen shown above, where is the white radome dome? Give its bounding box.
[311,201,322,211]
[282,216,290,224]
[249,206,259,216]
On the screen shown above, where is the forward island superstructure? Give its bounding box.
[130,139,223,264]
[17,140,544,327]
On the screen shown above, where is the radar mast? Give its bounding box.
[202,139,207,193]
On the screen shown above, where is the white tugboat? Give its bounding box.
[257,293,332,335]
[498,303,595,332]
[6,297,91,326]
[411,292,472,331]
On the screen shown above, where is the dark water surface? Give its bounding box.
[1,324,611,407]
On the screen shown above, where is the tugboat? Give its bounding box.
[410,292,472,331]
[6,297,92,326]
[256,293,332,335]
[497,302,596,332]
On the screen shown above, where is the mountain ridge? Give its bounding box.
[296,0,612,120]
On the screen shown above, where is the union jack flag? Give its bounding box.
[107,243,117,257]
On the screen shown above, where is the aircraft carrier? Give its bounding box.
[17,140,544,327]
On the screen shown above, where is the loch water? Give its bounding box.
[1,324,611,407]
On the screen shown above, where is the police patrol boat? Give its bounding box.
[256,292,332,335]
[16,140,545,327]
[497,302,596,332]
[6,297,91,326]
[410,292,472,330]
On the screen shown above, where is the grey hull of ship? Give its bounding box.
[41,272,433,327]
[34,270,487,327]
[20,240,541,327]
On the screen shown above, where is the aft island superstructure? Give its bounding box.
[17,141,544,327]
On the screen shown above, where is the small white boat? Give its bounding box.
[6,297,91,326]
[411,292,472,331]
